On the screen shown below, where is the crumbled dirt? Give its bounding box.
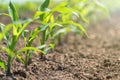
[0,13,120,80]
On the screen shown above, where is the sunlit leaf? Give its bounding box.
[53,28,66,38]
[0,13,10,17]
[40,0,50,11]
[40,23,50,31]
[34,11,44,19]
[0,59,6,71]
[16,47,45,55]
[0,24,12,42]
[8,2,19,22]
[0,46,15,58]
[62,21,88,36]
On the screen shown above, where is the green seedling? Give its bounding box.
[34,0,54,59]
[17,26,46,68]
[15,0,52,66]
[0,2,43,75]
[50,1,87,44]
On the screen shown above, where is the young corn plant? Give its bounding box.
[0,23,13,74]
[17,26,45,68]
[50,1,87,44]
[0,2,43,75]
[34,0,55,59]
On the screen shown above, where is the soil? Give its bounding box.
[0,13,120,80]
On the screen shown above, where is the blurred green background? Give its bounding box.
[0,0,120,18]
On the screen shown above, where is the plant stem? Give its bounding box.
[58,34,62,45]
[6,37,17,75]
[25,51,29,68]
[40,30,46,59]
[64,33,68,44]
[6,56,12,76]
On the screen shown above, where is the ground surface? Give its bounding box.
[0,13,120,80]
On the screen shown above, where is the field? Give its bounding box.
[0,0,120,80]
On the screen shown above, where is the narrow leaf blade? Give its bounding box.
[40,0,50,11]
[8,2,18,22]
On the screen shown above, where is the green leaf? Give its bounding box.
[22,29,29,38]
[13,18,32,24]
[37,45,46,49]
[49,43,55,49]
[34,11,44,19]
[0,24,12,42]
[79,12,88,23]
[44,47,51,53]
[0,23,5,33]
[0,59,6,71]
[53,2,68,9]
[0,46,15,58]
[63,21,88,36]
[17,19,33,40]
[28,26,41,46]
[0,13,10,17]
[40,0,50,11]
[52,2,70,13]
[16,47,45,55]
[53,28,66,38]
[40,23,50,31]
[8,2,19,22]
[0,23,10,41]
[16,55,25,64]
